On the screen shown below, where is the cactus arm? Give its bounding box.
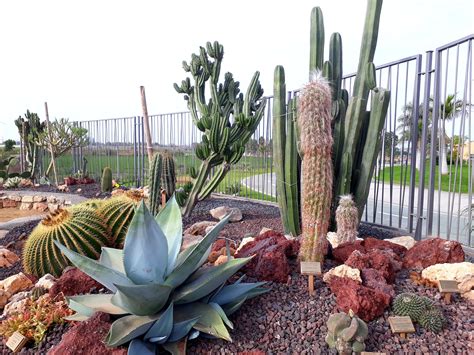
[354,88,390,218]
[197,163,231,201]
[329,33,343,101]
[272,65,289,234]
[181,160,212,217]
[309,7,325,75]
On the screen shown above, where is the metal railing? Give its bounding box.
[51,35,473,247]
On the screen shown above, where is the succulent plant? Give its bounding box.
[161,152,176,200]
[55,197,268,354]
[23,206,111,277]
[392,293,426,322]
[418,308,445,333]
[149,153,163,216]
[325,310,368,354]
[2,176,22,188]
[101,167,113,192]
[335,195,359,244]
[297,74,333,262]
[30,286,48,300]
[96,190,144,247]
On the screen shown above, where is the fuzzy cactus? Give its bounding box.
[101,167,113,192]
[297,74,333,262]
[335,195,359,244]
[326,310,368,354]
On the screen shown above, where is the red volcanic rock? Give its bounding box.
[403,238,465,269]
[362,237,407,257]
[332,240,365,263]
[345,249,398,283]
[49,312,126,355]
[328,276,391,322]
[234,230,299,283]
[361,268,395,299]
[50,268,103,298]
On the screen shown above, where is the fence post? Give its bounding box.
[133,116,138,187]
[407,54,423,233]
[414,51,433,241]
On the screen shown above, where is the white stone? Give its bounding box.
[33,195,46,202]
[35,274,57,290]
[48,203,59,212]
[458,274,474,293]
[184,221,217,237]
[421,262,474,285]
[21,195,34,203]
[461,290,474,303]
[236,236,255,253]
[8,195,22,202]
[47,195,57,203]
[259,227,272,235]
[0,248,19,268]
[19,202,33,210]
[0,272,33,305]
[3,297,29,316]
[210,206,242,222]
[326,232,342,248]
[386,236,416,250]
[323,264,362,284]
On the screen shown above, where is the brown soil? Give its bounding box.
[0,208,46,222]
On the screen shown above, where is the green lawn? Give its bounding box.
[379,162,473,193]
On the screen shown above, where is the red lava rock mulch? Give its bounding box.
[50,267,105,298]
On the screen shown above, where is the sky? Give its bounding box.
[0,0,473,141]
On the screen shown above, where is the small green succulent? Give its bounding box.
[55,196,267,354]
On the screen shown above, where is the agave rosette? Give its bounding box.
[54,196,267,354]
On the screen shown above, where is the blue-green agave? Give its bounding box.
[54,196,267,354]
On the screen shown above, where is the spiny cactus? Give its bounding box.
[3,176,22,188]
[336,195,359,244]
[392,293,426,322]
[31,286,48,300]
[174,41,266,217]
[161,152,176,200]
[101,167,113,192]
[298,74,333,262]
[22,206,111,277]
[418,308,445,333]
[96,190,144,247]
[149,153,162,216]
[326,310,368,354]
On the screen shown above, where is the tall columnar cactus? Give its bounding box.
[174,41,266,217]
[297,75,333,262]
[325,311,368,354]
[273,66,301,237]
[161,152,176,199]
[149,153,163,216]
[335,195,359,244]
[22,206,111,277]
[101,167,113,192]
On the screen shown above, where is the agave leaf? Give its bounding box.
[174,302,231,341]
[165,215,230,288]
[143,302,174,343]
[111,283,172,316]
[167,316,200,343]
[209,302,234,330]
[65,313,90,321]
[124,201,168,284]
[99,247,125,273]
[105,314,159,347]
[156,196,182,272]
[67,294,128,315]
[221,296,247,316]
[162,338,187,355]
[210,282,267,305]
[54,241,133,292]
[175,243,212,271]
[188,329,200,340]
[128,339,156,355]
[172,257,252,304]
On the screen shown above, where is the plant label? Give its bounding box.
[438,279,460,304]
[300,261,321,275]
[6,331,28,353]
[388,316,415,338]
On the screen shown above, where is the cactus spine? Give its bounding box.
[101,167,113,192]
[23,206,111,277]
[336,195,359,244]
[161,152,176,199]
[326,310,368,354]
[149,153,162,216]
[297,75,333,262]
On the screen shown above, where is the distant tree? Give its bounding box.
[3,139,16,152]
[383,132,399,159]
[258,136,266,154]
[246,138,258,155]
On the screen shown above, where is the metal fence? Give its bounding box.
[54,35,473,247]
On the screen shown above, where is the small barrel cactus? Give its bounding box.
[23,206,111,277]
[101,167,113,192]
[418,308,445,333]
[30,286,48,300]
[298,73,333,262]
[392,292,427,322]
[335,195,359,244]
[326,310,368,354]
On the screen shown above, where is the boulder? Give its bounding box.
[33,202,49,211]
[328,276,391,322]
[458,274,474,294]
[323,265,362,284]
[0,290,9,308]
[180,234,203,252]
[0,248,19,268]
[19,202,33,210]
[361,268,395,300]
[461,290,474,303]
[236,236,256,253]
[21,195,34,203]
[49,268,103,298]
[208,239,236,263]
[3,296,29,317]
[184,221,217,237]
[210,206,243,222]
[384,236,416,249]
[362,237,407,257]
[333,240,365,263]
[49,312,127,355]
[0,272,33,296]
[35,273,57,290]
[235,230,299,283]
[403,238,465,269]
[33,195,46,202]
[421,262,474,285]
[345,249,399,283]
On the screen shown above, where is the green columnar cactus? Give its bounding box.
[23,206,111,277]
[101,167,113,192]
[326,311,368,354]
[149,153,163,216]
[161,152,176,200]
[297,75,333,262]
[174,41,266,217]
[336,195,359,244]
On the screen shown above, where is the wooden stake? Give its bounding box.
[308,274,315,296]
[161,190,167,208]
[140,86,154,163]
[444,292,452,304]
[44,102,58,186]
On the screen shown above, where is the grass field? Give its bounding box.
[379,162,473,194]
